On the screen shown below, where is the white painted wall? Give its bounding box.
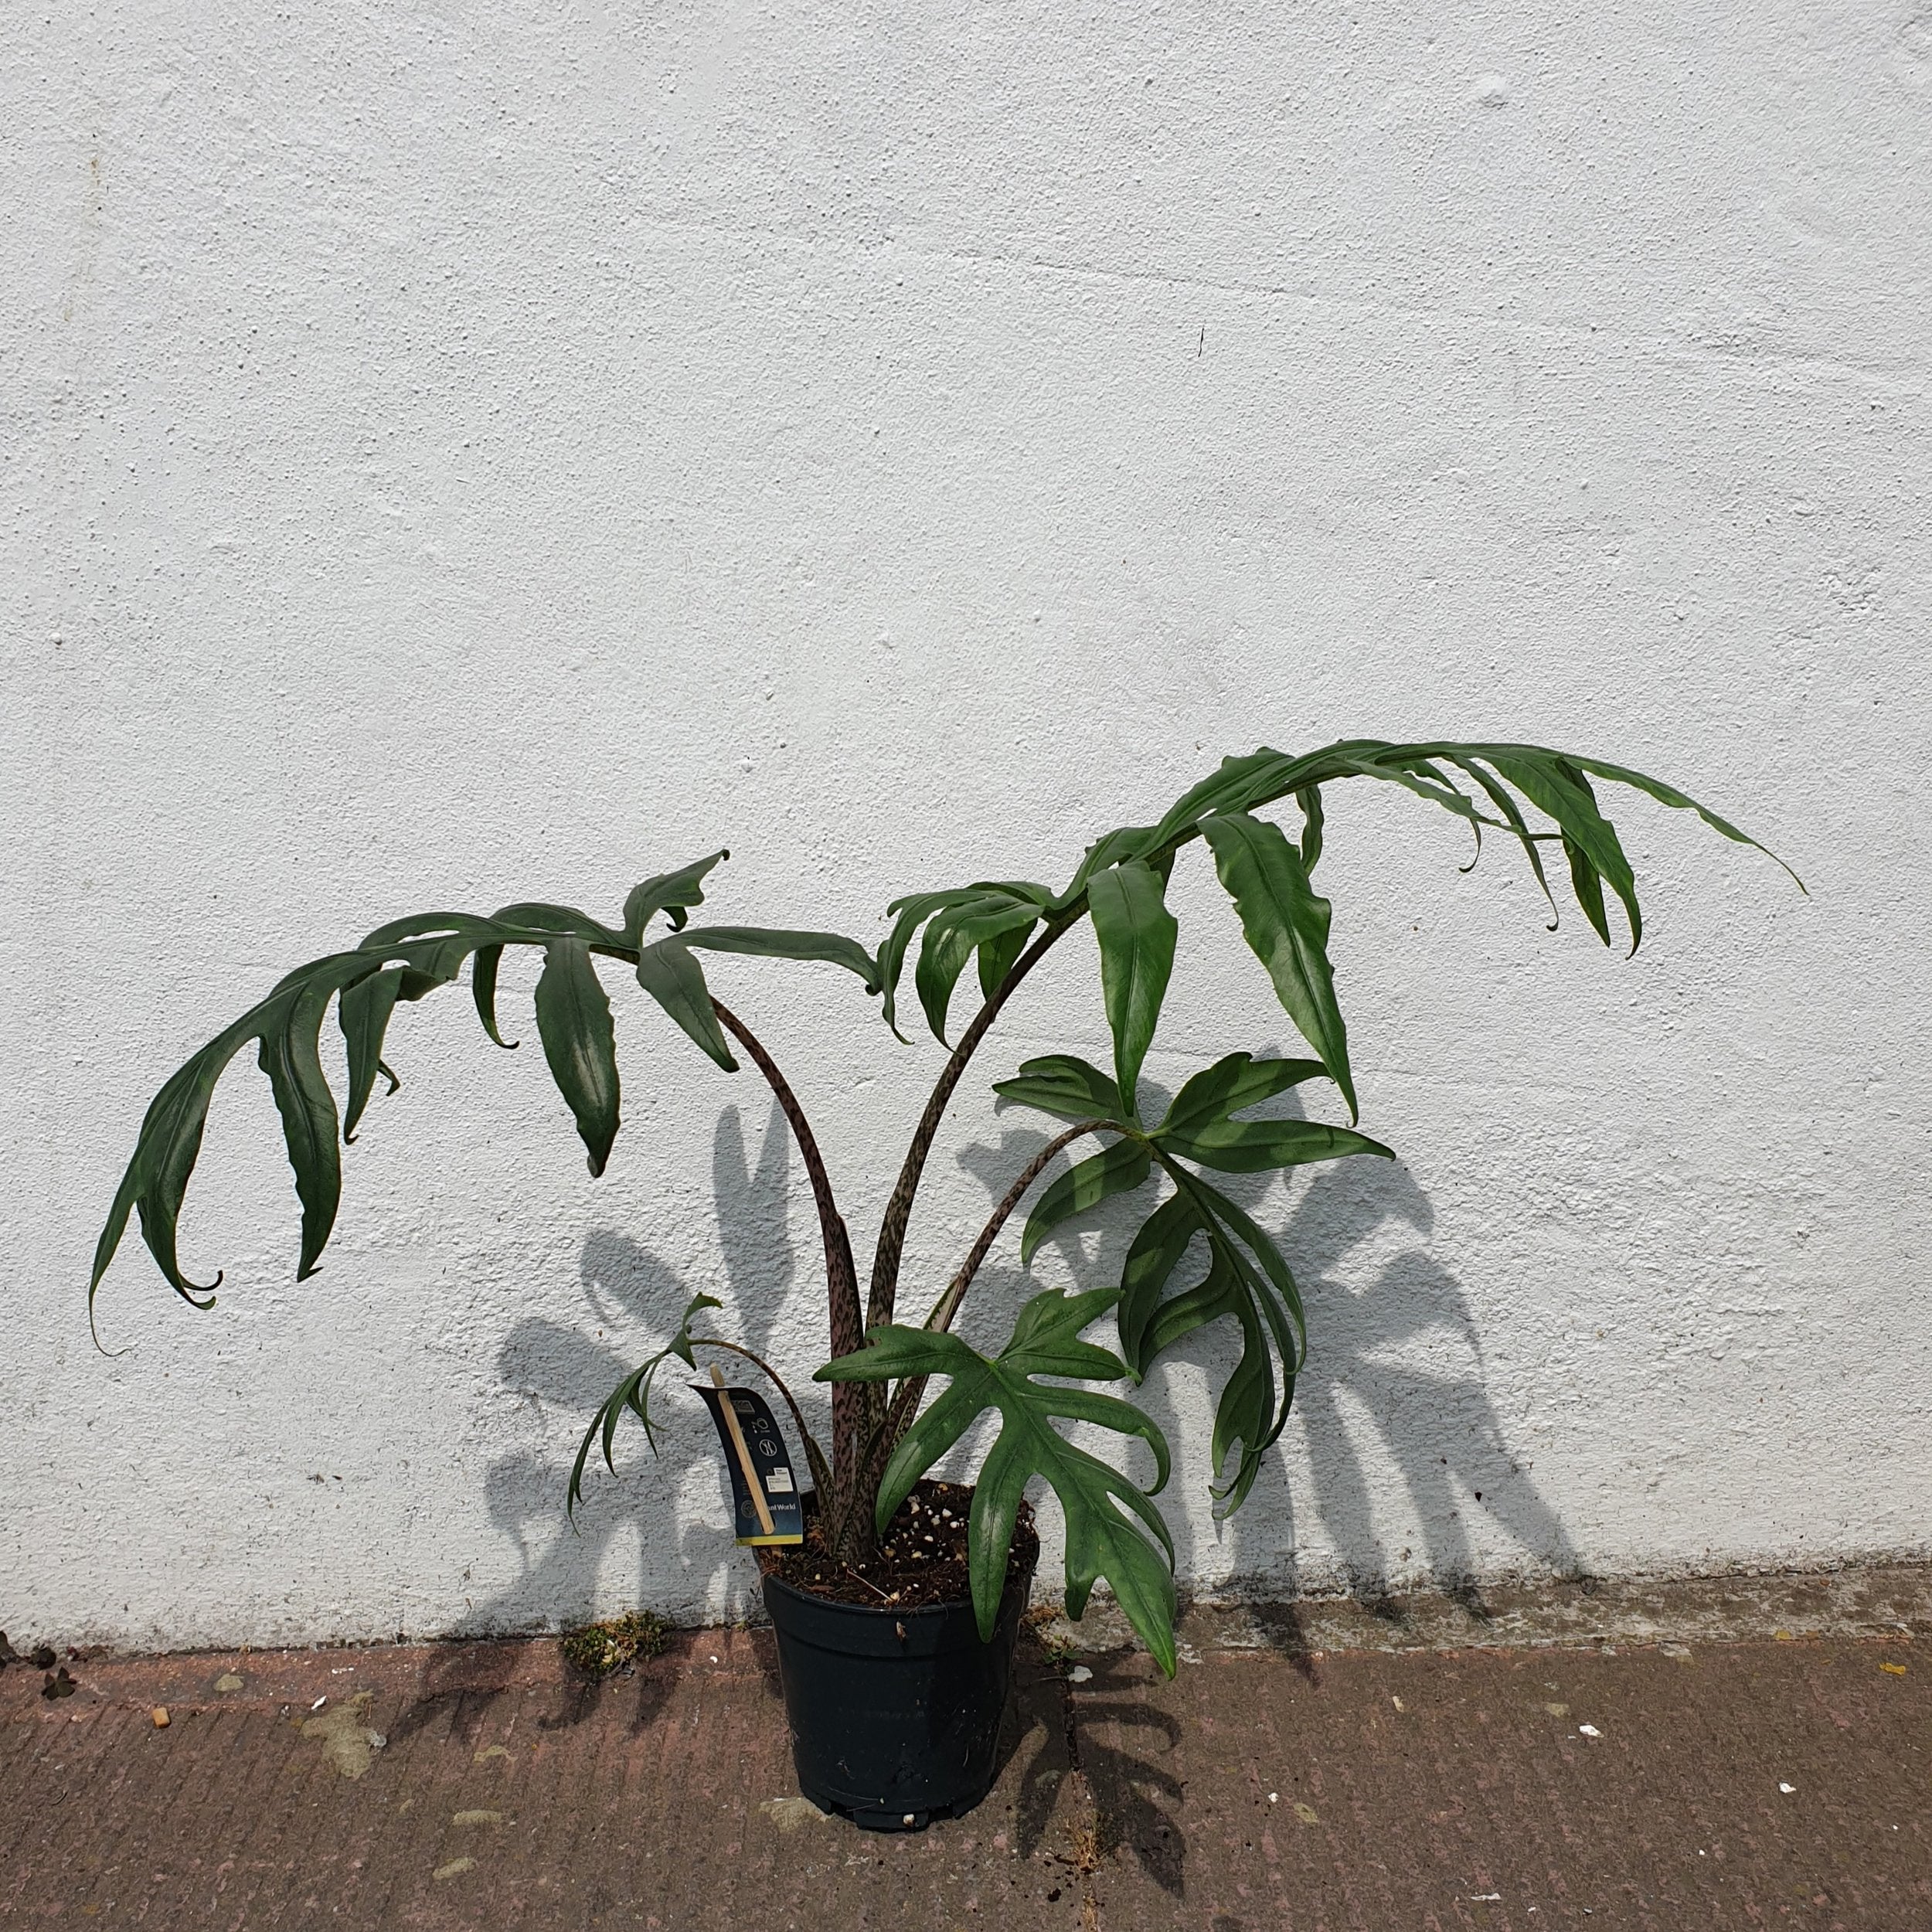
[5,3,1929,1651]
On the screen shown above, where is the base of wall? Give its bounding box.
[1032,1558,1932,1662]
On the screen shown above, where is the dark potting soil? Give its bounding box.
[758,1480,1038,1611]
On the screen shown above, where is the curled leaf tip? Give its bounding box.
[87,1296,131,1359]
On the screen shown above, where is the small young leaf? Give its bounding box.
[569,1292,724,1515]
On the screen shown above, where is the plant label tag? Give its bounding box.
[693,1383,805,1546]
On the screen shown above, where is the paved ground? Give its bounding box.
[4,1566,1928,1930]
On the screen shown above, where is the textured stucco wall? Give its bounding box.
[5,3,1929,1650]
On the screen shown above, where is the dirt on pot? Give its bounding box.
[759,1480,1037,1611]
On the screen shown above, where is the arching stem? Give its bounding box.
[709,998,875,1557]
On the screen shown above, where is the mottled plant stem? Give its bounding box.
[865,912,1077,1333]
[709,998,876,1557]
[864,1120,1111,1485]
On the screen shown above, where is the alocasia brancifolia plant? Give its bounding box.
[91,740,1790,1673]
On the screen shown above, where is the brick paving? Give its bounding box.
[2,1577,1927,1930]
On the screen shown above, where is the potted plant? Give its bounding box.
[90,736,1788,1829]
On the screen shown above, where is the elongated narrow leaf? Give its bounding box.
[877,887,985,1035]
[1440,753,1560,925]
[993,1054,1124,1123]
[96,1026,251,1303]
[680,926,881,992]
[470,944,516,1049]
[1021,1134,1152,1264]
[1117,1191,1205,1372]
[634,937,736,1070]
[569,1292,723,1514]
[818,1287,1178,1673]
[359,910,505,949]
[1146,751,1301,848]
[977,914,1037,999]
[1559,752,1801,886]
[1296,785,1325,871]
[1564,833,1611,945]
[534,936,621,1175]
[1486,755,1640,951]
[1087,860,1177,1119]
[1158,1052,1328,1138]
[257,978,344,1279]
[621,850,730,944]
[1161,1117,1393,1175]
[1164,1168,1306,1512]
[491,902,624,946]
[340,966,406,1141]
[916,895,1040,1043]
[1200,811,1358,1121]
[1056,824,1163,906]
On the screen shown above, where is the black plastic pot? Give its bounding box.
[761,1549,1036,1831]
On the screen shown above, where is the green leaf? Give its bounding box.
[916,895,1040,1043]
[1488,754,1640,951]
[977,915,1037,1000]
[1439,753,1561,927]
[1156,1052,1328,1138]
[95,1026,251,1305]
[1200,811,1358,1121]
[1296,785,1325,871]
[818,1287,1178,1673]
[1056,825,1163,906]
[393,932,478,1003]
[1147,752,1304,847]
[256,978,345,1280]
[1020,1134,1152,1265]
[340,965,406,1141]
[470,944,517,1049]
[569,1292,723,1515]
[1160,1117,1393,1175]
[1162,1168,1307,1512]
[1559,752,1802,888]
[634,937,736,1071]
[1117,1191,1206,1372]
[992,1054,1124,1124]
[679,926,882,992]
[490,902,624,947]
[621,850,730,944]
[877,888,985,1035]
[1087,860,1178,1120]
[534,936,621,1175]
[359,910,505,949]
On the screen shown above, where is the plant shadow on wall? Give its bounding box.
[955,1107,1579,1891]
[478,1102,803,1642]
[958,1107,1580,1615]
